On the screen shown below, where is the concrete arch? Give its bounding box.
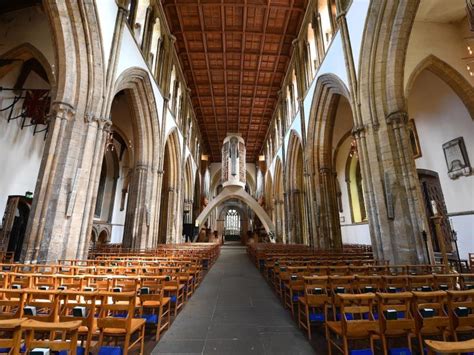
[405,55,474,119]
[194,186,276,242]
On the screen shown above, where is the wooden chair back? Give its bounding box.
[23,319,81,354]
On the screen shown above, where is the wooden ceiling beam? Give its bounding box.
[252,0,295,156]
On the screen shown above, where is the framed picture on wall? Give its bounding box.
[408,119,422,159]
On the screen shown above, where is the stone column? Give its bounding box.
[318,167,342,249]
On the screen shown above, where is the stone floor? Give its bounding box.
[152,244,317,354]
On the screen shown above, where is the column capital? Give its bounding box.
[49,101,75,122]
[386,110,408,125]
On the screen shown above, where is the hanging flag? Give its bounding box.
[23,89,50,125]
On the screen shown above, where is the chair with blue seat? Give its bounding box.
[329,275,355,321]
[163,278,185,316]
[375,292,416,355]
[408,275,434,292]
[0,289,25,320]
[58,290,99,354]
[382,275,409,293]
[284,273,305,317]
[22,319,82,355]
[138,279,171,341]
[433,274,458,291]
[96,291,145,355]
[446,289,474,341]
[412,290,450,350]
[23,289,60,322]
[0,318,25,355]
[298,276,329,339]
[459,273,474,290]
[326,293,378,355]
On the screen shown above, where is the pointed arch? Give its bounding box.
[305,73,350,249]
[158,129,181,243]
[107,67,161,249]
[405,55,474,119]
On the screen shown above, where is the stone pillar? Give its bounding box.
[318,167,342,249]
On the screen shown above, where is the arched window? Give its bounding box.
[225,209,241,236]
[127,0,138,27]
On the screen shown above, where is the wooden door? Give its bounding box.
[418,170,452,253]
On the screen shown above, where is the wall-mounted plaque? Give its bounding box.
[442,137,471,179]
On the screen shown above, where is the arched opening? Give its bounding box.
[286,133,306,244]
[158,131,180,244]
[0,43,53,259]
[407,65,473,261]
[306,74,355,249]
[345,143,366,223]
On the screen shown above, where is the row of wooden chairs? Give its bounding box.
[321,290,474,354]
[0,245,219,354]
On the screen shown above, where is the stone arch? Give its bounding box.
[158,129,181,243]
[194,186,276,242]
[357,0,428,264]
[108,67,161,249]
[0,42,56,92]
[305,73,349,249]
[405,55,474,119]
[23,1,106,262]
[285,132,306,244]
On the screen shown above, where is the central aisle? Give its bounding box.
[153,245,315,354]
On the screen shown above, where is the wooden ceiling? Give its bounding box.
[162,0,307,161]
[0,0,41,14]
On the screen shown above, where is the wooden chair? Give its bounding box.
[355,275,383,294]
[284,273,305,317]
[298,276,329,339]
[139,280,171,341]
[412,291,450,348]
[408,275,435,292]
[382,275,409,293]
[23,289,60,322]
[329,276,355,321]
[58,290,99,354]
[163,278,185,316]
[446,290,474,340]
[460,273,474,290]
[0,289,25,320]
[326,293,378,355]
[375,292,416,355]
[0,318,26,355]
[425,338,474,354]
[433,274,458,291]
[96,291,145,355]
[22,319,81,355]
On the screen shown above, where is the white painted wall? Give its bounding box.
[405,19,474,93]
[0,66,49,224]
[408,70,474,260]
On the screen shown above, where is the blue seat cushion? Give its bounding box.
[309,313,325,322]
[349,349,373,355]
[98,346,123,355]
[59,347,85,355]
[336,313,354,321]
[389,348,411,355]
[141,314,158,324]
[170,295,177,303]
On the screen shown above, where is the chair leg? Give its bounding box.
[343,336,349,355]
[140,324,145,355]
[123,334,130,355]
[326,326,332,355]
[156,307,163,341]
